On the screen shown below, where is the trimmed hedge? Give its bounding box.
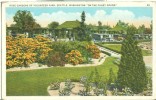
[95,39,151,44]
[96,43,121,54]
[137,39,152,43]
[101,51,111,56]
[95,42,122,44]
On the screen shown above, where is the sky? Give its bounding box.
[6,7,152,28]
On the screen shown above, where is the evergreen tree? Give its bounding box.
[117,25,147,93]
[78,11,92,41]
[81,11,85,27]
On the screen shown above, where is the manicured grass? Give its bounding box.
[98,43,152,56]
[142,50,152,56]
[103,44,121,53]
[6,57,118,96]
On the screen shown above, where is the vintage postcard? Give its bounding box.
[1,1,156,100]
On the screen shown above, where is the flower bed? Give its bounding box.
[6,36,101,68]
[6,35,52,68]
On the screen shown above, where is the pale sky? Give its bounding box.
[6,7,152,28]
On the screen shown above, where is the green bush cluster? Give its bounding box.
[46,41,96,66]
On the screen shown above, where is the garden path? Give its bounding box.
[97,45,121,58]
[47,82,112,96]
[143,56,152,68]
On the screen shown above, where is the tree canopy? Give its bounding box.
[13,10,40,33]
[48,21,59,29]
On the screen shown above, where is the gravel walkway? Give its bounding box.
[143,56,152,68]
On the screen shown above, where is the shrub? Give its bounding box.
[46,51,65,67]
[88,68,101,87]
[6,35,52,68]
[101,51,111,56]
[51,41,94,64]
[108,68,116,85]
[34,35,52,64]
[86,44,101,59]
[6,36,36,68]
[117,26,147,93]
[65,50,83,65]
[51,41,90,55]
[79,48,92,64]
[49,82,60,90]
[59,79,74,96]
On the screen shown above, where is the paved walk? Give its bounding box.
[96,45,121,58]
[97,45,152,68]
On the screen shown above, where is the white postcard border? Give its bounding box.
[1,1,156,100]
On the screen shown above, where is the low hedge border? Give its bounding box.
[96,43,121,54]
[101,51,111,56]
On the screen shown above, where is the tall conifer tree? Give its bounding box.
[117,25,147,93]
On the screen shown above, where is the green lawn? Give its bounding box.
[99,44,152,56]
[103,44,122,53]
[7,57,118,96]
[142,50,152,56]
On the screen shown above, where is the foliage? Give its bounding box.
[6,35,36,68]
[13,10,40,34]
[108,68,116,85]
[65,50,83,65]
[79,76,92,96]
[146,68,152,92]
[34,35,52,64]
[51,41,88,54]
[97,43,152,56]
[98,21,102,33]
[59,79,74,96]
[51,41,94,64]
[98,44,121,54]
[59,89,70,96]
[6,35,52,68]
[81,11,85,26]
[48,21,59,29]
[112,87,134,96]
[57,21,80,29]
[137,39,152,43]
[79,68,107,96]
[117,26,147,93]
[138,25,145,34]
[49,81,60,90]
[78,89,91,96]
[46,51,66,67]
[141,50,152,56]
[145,28,152,34]
[87,68,101,87]
[77,11,92,41]
[94,82,107,96]
[93,88,106,96]
[80,48,92,64]
[96,42,122,45]
[86,44,101,59]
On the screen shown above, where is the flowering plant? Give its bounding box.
[65,50,83,65]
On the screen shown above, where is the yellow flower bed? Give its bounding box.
[6,35,52,68]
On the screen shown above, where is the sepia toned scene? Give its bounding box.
[6,7,152,96]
